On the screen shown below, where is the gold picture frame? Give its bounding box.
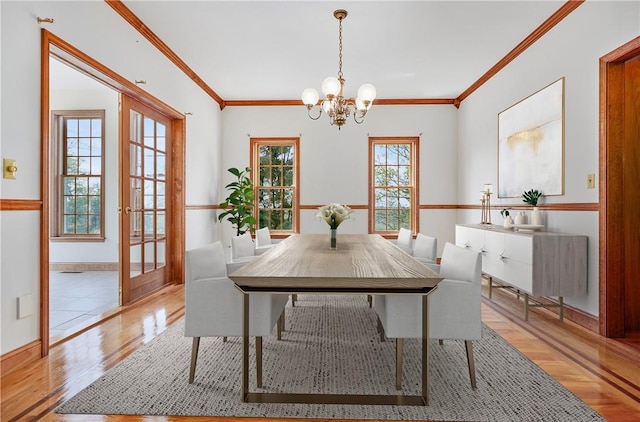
[498,78,564,198]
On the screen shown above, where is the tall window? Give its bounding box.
[369,137,419,234]
[250,137,300,234]
[51,110,106,239]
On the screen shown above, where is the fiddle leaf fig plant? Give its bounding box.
[218,167,257,236]
[522,189,543,207]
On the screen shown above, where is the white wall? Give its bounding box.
[220,104,459,251]
[1,1,222,354]
[457,1,639,317]
[49,82,120,263]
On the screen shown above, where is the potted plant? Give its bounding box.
[522,189,543,226]
[500,208,513,228]
[522,189,542,207]
[218,167,257,236]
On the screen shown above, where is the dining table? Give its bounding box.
[228,233,442,406]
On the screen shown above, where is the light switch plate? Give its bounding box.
[587,173,596,189]
[4,158,17,179]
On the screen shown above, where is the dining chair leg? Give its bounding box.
[396,338,404,390]
[465,340,477,389]
[223,336,227,342]
[256,336,263,388]
[277,312,283,340]
[291,294,297,307]
[367,294,372,307]
[377,317,385,342]
[439,339,444,345]
[281,309,286,331]
[188,337,200,384]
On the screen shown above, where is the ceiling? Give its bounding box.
[116,1,566,102]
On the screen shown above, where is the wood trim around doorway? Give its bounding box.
[599,36,640,337]
[41,29,186,357]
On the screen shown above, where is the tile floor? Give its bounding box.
[49,271,120,342]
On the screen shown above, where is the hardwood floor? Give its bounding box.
[2,280,640,421]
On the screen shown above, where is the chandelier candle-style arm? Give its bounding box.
[301,9,376,129]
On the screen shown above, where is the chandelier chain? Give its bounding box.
[338,16,343,80]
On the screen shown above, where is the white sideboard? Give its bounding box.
[455,224,588,320]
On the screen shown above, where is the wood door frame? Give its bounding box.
[41,30,185,355]
[599,35,640,337]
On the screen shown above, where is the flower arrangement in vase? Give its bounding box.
[317,203,353,249]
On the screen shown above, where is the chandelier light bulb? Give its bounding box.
[357,83,377,103]
[321,76,341,97]
[301,88,319,107]
[322,99,332,113]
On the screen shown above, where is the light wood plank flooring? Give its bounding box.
[2,280,640,421]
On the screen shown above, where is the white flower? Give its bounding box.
[316,203,353,229]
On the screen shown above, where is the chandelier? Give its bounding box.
[301,9,376,129]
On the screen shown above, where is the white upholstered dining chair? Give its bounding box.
[412,233,439,272]
[394,227,414,254]
[255,227,282,254]
[185,241,289,385]
[230,232,256,262]
[254,227,298,307]
[373,242,482,390]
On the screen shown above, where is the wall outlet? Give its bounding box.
[587,173,596,189]
[17,293,34,319]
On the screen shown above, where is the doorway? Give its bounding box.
[48,57,121,343]
[599,36,640,338]
[41,30,186,354]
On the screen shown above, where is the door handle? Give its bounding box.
[125,206,132,214]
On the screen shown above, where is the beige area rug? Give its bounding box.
[57,295,604,421]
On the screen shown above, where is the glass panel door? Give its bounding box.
[120,96,170,304]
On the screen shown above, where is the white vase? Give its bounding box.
[531,207,543,226]
[503,216,514,228]
[515,211,528,225]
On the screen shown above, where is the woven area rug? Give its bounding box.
[57,295,604,421]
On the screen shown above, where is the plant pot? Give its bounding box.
[531,207,543,226]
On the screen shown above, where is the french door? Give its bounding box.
[120,95,171,304]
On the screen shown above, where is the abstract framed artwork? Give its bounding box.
[498,77,564,198]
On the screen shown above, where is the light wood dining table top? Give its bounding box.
[229,233,442,293]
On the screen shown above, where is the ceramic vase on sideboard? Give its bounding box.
[515,211,528,225]
[531,207,543,226]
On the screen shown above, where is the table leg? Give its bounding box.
[242,292,249,402]
[559,296,564,321]
[488,276,492,299]
[422,295,429,406]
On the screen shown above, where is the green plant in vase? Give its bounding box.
[218,167,257,236]
[522,189,543,226]
[500,208,514,228]
[522,189,542,206]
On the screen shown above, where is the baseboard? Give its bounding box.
[485,276,599,333]
[1,340,41,377]
[533,296,599,332]
[49,262,118,271]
